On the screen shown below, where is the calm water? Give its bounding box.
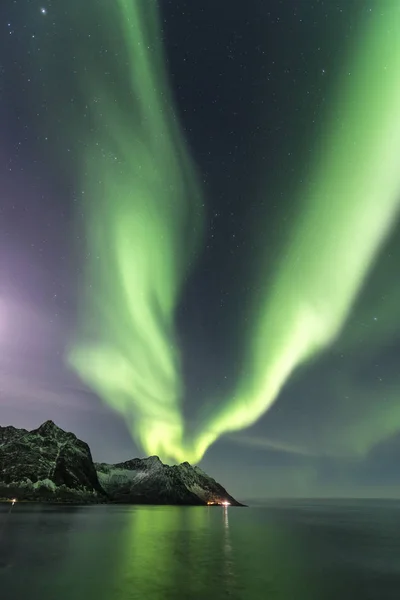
[1,499,400,599]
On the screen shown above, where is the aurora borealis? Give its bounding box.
[191,4,400,461]
[3,0,400,497]
[68,0,204,463]
[69,1,400,464]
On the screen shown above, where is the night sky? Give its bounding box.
[1,0,400,499]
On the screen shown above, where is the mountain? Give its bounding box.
[0,421,242,505]
[96,457,243,506]
[0,420,105,502]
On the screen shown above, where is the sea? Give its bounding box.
[1,499,400,599]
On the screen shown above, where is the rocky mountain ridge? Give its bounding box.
[96,456,241,505]
[0,421,242,505]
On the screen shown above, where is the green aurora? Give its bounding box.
[190,5,400,461]
[68,0,203,463]
[70,2,400,463]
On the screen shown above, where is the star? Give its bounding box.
[40,7,47,15]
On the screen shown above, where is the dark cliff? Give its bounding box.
[0,420,104,502]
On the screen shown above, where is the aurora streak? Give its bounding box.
[190,5,400,461]
[71,3,400,464]
[69,0,203,463]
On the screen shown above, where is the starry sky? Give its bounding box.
[1,0,400,499]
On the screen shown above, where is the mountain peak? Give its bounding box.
[41,419,57,429]
[33,420,75,441]
[144,455,162,466]
[36,420,60,434]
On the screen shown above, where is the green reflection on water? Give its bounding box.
[1,506,317,600]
